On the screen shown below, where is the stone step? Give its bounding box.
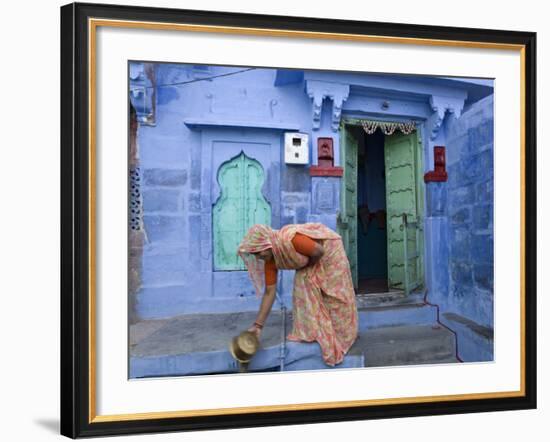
[356,291,438,330]
[349,324,458,367]
[130,310,364,377]
[131,341,364,377]
[358,304,437,330]
[356,291,425,309]
[130,310,457,378]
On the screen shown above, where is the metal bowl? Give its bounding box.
[229,330,259,363]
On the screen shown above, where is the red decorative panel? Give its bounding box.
[317,137,334,167]
[309,165,343,177]
[310,137,342,176]
[424,145,448,182]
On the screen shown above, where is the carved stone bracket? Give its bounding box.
[426,108,445,141]
[306,80,350,131]
[427,94,466,140]
[308,89,324,130]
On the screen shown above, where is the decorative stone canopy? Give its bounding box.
[303,72,481,139]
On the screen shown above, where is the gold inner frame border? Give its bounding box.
[87,17,527,423]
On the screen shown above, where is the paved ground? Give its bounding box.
[131,310,290,357]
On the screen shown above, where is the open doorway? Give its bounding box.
[356,129,389,294]
[338,120,424,296]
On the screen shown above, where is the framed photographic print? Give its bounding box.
[60,1,537,438]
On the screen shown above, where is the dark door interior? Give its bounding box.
[356,129,389,294]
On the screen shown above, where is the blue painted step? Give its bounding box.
[131,341,364,378]
[357,291,437,329]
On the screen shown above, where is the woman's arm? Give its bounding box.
[292,233,325,267]
[248,284,277,338]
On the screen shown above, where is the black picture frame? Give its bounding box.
[60,2,537,438]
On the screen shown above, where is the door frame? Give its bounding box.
[337,121,360,288]
[338,117,425,294]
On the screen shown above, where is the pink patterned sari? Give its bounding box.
[238,223,358,366]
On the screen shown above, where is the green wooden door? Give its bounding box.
[213,152,271,270]
[338,126,359,288]
[384,131,423,292]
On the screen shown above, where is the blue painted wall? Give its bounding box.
[445,95,494,325]
[130,62,494,337]
[432,95,494,361]
[134,63,315,318]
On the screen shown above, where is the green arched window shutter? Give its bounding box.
[213,152,271,270]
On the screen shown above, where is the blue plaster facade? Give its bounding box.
[423,95,494,361]
[129,62,494,362]
[442,96,494,361]
[446,95,494,316]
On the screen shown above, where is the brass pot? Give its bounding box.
[229,330,259,363]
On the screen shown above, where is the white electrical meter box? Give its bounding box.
[284,132,309,165]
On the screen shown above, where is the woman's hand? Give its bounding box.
[247,323,262,340]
